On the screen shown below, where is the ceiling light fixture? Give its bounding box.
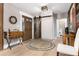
[41,5,48,11]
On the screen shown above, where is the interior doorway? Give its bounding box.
[34,16,41,39]
[22,15,32,41]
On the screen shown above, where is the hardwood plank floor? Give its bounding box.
[0,38,62,56]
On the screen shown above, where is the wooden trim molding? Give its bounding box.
[41,15,52,18]
[34,15,52,20]
[0,3,3,49]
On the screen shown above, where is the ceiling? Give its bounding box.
[11,3,71,16]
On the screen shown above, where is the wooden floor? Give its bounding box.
[0,38,62,56]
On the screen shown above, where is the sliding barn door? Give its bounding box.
[34,18,41,39]
[0,3,3,49]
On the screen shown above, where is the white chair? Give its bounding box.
[57,28,79,56]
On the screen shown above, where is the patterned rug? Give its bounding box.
[27,39,55,51]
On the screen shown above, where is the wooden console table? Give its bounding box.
[4,31,23,49]
[9,31,23,39]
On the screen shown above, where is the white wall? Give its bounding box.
[3,3,33,49]
[4,4,33,31]
[4,4,21,31]
[57,13,68,37]
[3,3,22,49]
[41,10,55,40]
[41,11,68,40]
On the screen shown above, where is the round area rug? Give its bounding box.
[27,39,55,51]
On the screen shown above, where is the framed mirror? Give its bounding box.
[9,16,17,24]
